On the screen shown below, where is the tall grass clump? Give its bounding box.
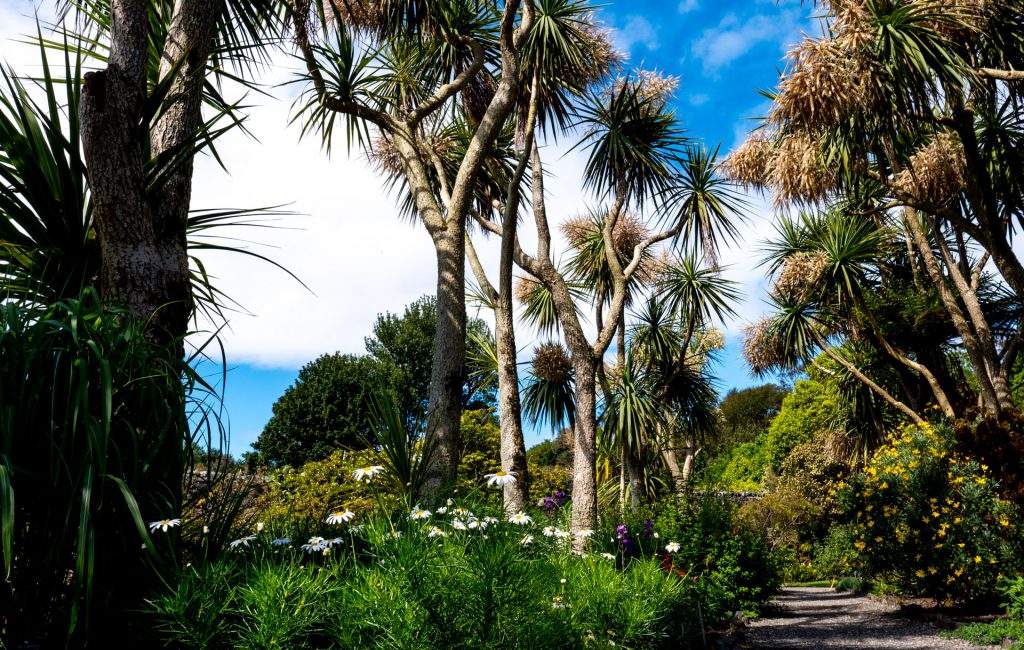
[0,291,201,645]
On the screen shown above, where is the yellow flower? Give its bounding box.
[854,541,866,551]
[915,570,926,578]
[974,556,982,563]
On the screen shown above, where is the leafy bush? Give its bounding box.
[942,619,1024,648]
[763,379,839,470]
[150,492,782,648]
[837,422,1024,602]
[701,439,768,491]
[1000,575,1024,622]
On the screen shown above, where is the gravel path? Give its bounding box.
[743,587,996,649]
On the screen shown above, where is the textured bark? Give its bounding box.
[625,450,642,510]
[902,207,1003,414]
[570,354,598,546]
[80,0,221,348]
[422,229,466,497]
[495,298,528,513]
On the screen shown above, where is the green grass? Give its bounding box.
[784,580,834,588]
[940,619,1024,648]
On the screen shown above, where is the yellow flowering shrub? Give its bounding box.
[256,447,387,529]
[837,422,1023,602]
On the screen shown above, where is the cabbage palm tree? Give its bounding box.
[498,77,744,537]
[60,0,284,347]
[290,0,537,498]
[726,0,1024,416]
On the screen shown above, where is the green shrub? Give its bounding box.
[1000,576,1024,621]
[149,494,782,648]
[837,422,1024,602]
[763,379,839,470]
[942,619,1024,647]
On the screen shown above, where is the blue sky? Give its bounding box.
[0,0,818,456]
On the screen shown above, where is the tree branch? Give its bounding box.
[406,35,484,125]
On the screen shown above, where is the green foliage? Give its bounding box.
[701,440,768,491]
[812,525,857,581]
[257,448,384,531]
[456,409,502,496]
[941,619,1024,648]
[718,384,787,443]
[254,353,384,467]
[526,432,573,468]
[0,292,195,645]
[837,422,1024,602]
[764,379,839,470]
[1000,575,1024,622]
[151,494,783,648]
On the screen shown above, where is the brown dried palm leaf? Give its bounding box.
[770,36,873,129]
[367,133,404,175]
[514,275,542,305]
[461,71,497,126]
[774,251,831,301]
[571,16,625,88]
[741,318,791,375]
[893,131,966,203]
[722,134,774,188]
[915,0,988,40]
[533,341,573,382]
[560,211,649,255]
[769,131,836,205]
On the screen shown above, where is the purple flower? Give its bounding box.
[642,519,654,539]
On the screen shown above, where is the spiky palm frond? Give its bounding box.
[654,256,739,327]
[660,143,747,267]
[601,352,662,455]
[522,342,576,434]
[573,73,688,206]
[515,274,587,335]
[562,207,654,308]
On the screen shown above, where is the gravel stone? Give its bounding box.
[744,587,998,649]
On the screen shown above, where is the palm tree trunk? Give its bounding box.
[626,449,642,509]
[494,298,528,513]
[570,353,598,548]
[422,227,466,500]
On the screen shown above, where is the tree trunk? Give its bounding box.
[570,353,598,547]
[422,227,466,501]
[494,298,528,513]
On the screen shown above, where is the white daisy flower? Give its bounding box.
[147,518,181,533]
[483,516,499,525]
[352,465,384,481]
[521,534,534,545]
[453,508,473,518]
[350,525,365,533]
[575,529,594,538]
[554,528,571,539]
[326,509,355,525]
[600,552,616,560]
[256,521,265,532]
[484,470,517,487]
[452,518,468,531]
[467,519,482,530]
[229,535,257,549]
[301,536,328,553]
[410,507,432,521]
[508,512,533,525]
[542,526,557,537]
[551,596,571,609]
[427,526,447,538]
[446,498,455,506]
[328,537,345,547]
[665,542,680,553]
[271,538,291,546]
[436,506,448,515]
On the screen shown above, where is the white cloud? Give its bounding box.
[691,10,803,76]
[0,7,783,380]
[688,92,710,107]
[677,0,700,14]
[613,15,660,54]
